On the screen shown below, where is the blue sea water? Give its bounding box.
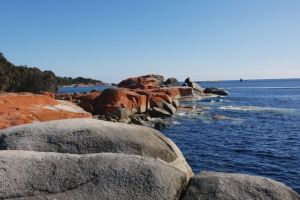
[59,79,300,192]
[161,79,300,193]
[58,85,109,93]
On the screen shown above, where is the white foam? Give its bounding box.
[172,120,181,125]
[226,87,300,89]
[218,105,296,113]
[176,112,188,116]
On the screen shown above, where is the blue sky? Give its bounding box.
[1,0,299,82]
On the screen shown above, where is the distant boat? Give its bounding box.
[240,78,244,82]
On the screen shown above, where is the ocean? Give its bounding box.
[59,78,300,192]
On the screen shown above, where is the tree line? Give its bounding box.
[0,52,104,93]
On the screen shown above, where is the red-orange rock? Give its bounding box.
[154,88,181,99]
[93,88,148,118]
[76,91,102,113]
[154,87,194,99]
[149,93,172,107]
[178,87,195,97]
[0,93,92,129]
[37,92,55,98]
[134,90,171,103]
[117,74,164,90]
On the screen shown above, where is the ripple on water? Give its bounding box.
[161,80,300,193]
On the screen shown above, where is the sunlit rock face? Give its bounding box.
[93,88,148,118]
[0,93,92,129]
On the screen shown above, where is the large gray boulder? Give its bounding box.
[0,150,186,200]
[181,172,300,200]
[0,118,193,180]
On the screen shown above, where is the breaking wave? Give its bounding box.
[218,105,297,114]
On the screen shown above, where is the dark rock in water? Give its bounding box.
[0,150,186,200]
[182,82,188,87]
[181,172,300,200]
[165,78,180,87]
[184,77,204,95]
[150,107,173,118]
[204,87,229,96]
[184,77,193,87]
[154,121,167,130]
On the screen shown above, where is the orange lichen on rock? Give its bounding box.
[76,91,102,113]
[0,93,92,129]
[117,74,164,90]
[154,87,194,98]
[93,88,148,118]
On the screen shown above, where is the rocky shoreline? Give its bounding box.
[0,74,299,199]
[55,74,228,129]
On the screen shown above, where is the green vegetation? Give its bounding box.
[0,52,104,93]
[56,76,104,86]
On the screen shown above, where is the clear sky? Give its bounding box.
[1,0,300,82]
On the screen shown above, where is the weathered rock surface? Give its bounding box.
[150,107,173,118]
[0,118,175,161]
[0,118,193,179]
[117,74,164,90]
[37,91,55,98]
[55,93,74,101]
[183,77,204,95]
[0,150,186,200]
[56,75,209,123]
[76,90,102,113]
[49,75,216,126]
[91,85,196,120]
[204,87,229,96]
[0,93,91,130]
[93,88,147,118]
[154,87,195,99]
[149,93,176,114]
[181,172,300,200]
[165,78,180,87]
